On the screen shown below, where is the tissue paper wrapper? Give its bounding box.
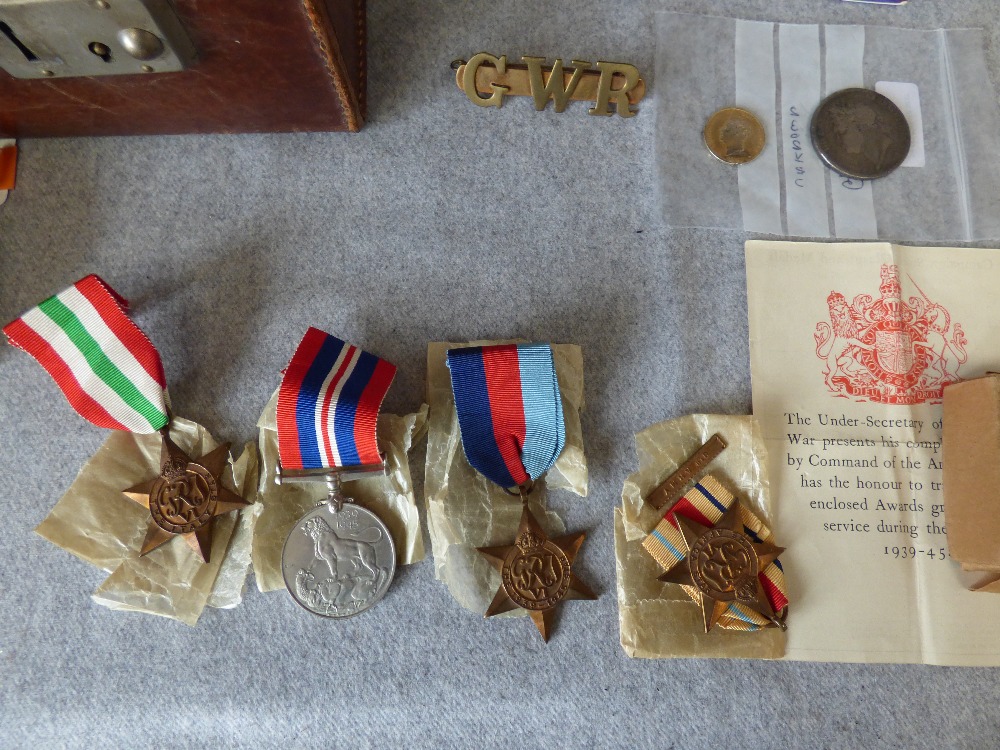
[616,414,785,659]
[35,417,260,626]
[425,341,588,615]
[252,389,428,593]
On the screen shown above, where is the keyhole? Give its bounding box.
[88,41,112,62]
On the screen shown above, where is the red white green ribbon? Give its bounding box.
[4,274,169,433]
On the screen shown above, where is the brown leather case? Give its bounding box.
[0,0,366,137]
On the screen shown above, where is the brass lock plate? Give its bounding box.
[0,0,195,79]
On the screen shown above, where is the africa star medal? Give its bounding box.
[4,274,249,563]
[643,475,789,633]
[447,343,596,642]
[275,328,399,619]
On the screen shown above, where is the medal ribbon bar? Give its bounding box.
[446,343,565,491]
[4,274,168,433]
[276,327,397,473]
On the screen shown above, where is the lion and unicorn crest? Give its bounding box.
[814,264,967,405]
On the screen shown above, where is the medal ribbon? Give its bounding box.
[277,328,397,470]
[446,343,565,490]
[4,274,168,433]
[643,475,789,631]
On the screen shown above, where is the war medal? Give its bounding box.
[276,328,398,619]
[643,475,789,633]
[447,343,596,641]
[3,274,248,563]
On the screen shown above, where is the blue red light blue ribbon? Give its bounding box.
[277,328,397,470]
[446,343,565,490]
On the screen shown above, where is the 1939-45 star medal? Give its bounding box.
[4,274,251,566]
[478,504,595,641]
[643,475,789,633]
[274,328,399,619]
[447,343,596,642]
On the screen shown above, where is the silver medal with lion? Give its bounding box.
[282,504,396,618]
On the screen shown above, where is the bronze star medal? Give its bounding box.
[659,500,784,633]
[478,505,596,642]
[123,429,250,563]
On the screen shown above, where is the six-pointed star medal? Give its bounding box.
[123,434,250,563]
[659,500,784,633]
[478,505,597,642]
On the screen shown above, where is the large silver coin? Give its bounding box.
[810,88,910,179]
[281,503,396,618]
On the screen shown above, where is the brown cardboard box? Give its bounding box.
[943,374,1000,587]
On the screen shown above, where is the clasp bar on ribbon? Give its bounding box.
[276,461,387,512]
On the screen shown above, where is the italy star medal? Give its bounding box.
[447,343,596,641]
[4,274,250,563]
[275,328,399,618]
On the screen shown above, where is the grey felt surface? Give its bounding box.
[3,1,1000,747]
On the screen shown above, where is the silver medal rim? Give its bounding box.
[281,503,397,619]
[809,87,911,180]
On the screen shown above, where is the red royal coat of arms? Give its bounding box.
[814,264,967,405]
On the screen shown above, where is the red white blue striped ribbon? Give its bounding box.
[276,328,397,470]
[446,343,565,490]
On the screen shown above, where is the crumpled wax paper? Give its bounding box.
[34,417,261,626]
[251,388,428,593]
[616,414,785,659]
[424,341,588,614]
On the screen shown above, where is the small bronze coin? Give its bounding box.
[810,88,910,179]
[703,107,766,165]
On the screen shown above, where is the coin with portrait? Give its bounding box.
[703,107,766,165]
[810,88,910,179]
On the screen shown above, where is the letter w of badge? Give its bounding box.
[454,53,645,117]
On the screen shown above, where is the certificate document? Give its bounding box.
[747,240,1000,665]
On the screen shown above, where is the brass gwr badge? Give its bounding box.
[454,53,645,117]
[479,505,596,642]
[124,430,250,562]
